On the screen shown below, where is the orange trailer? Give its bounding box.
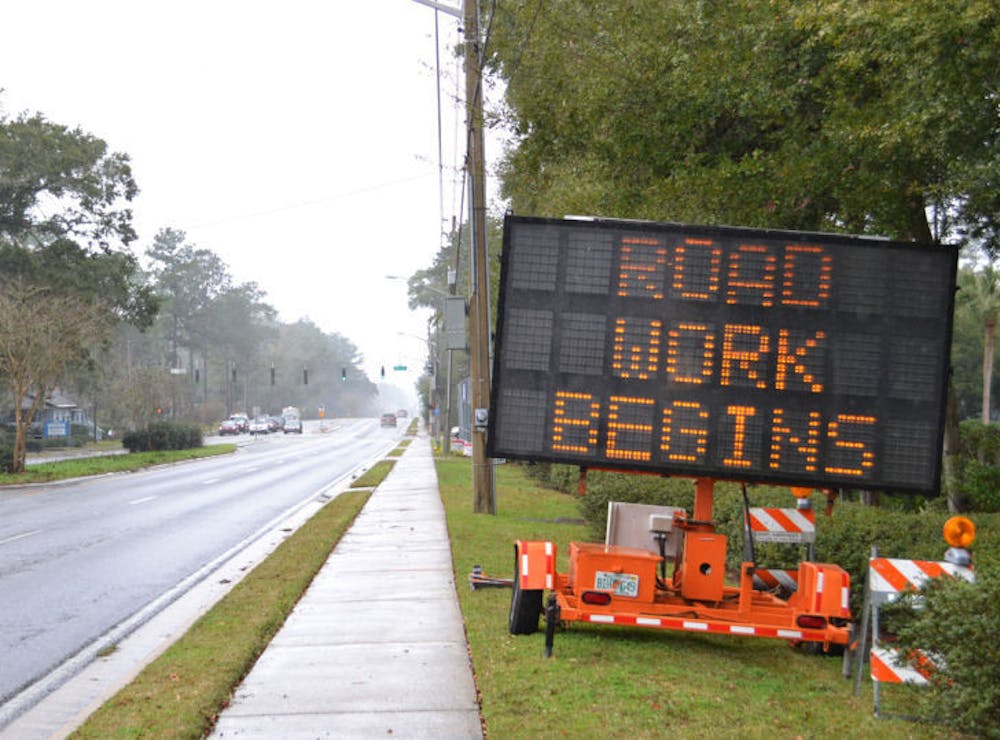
[509,478,851,656]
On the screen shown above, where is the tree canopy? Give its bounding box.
[0,111,138,251]
[488,0,1000,248]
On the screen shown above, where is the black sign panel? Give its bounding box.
[487,215,958,494]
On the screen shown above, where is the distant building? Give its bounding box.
[3,389,95,438]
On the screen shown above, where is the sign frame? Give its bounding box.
[486,214,957,495]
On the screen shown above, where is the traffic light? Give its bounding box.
[380,365,385,379]
[231,367,237,384]
[270,364,275,386]
[194,368,200,384]
[303,367,309,385]
[341,367,347,382]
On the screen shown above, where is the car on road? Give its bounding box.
[396,409,408,418]
[229,413,250,433]
[249,416,271,435]
[218,418,240,436]
[380,413,397,427]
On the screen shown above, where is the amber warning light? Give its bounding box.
[487,215,958,495]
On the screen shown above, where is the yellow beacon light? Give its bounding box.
[943,516,976,549]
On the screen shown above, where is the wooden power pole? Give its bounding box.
[413,0,494,513]
[464,0,495,514]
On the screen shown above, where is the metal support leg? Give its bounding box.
[544,595,558,658]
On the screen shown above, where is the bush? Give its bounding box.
[122,421,203,452]
[883,566,1000,736]
[0,430,13,474]
[570,465,1000,609]
[956,420,1000,512]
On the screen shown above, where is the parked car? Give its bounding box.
[218,418,240,436]
[380,413,397,427]
[249,416,271,435]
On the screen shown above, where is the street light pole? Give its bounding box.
[464,0,495,514]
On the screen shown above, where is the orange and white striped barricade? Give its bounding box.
[745,507,817,584]
[750,568,799,595]
[868,557,974,717]
[747,507,816,544]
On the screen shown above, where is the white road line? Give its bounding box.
[202,478,221,485]
[0,529,43,546]
[129,496,157,505]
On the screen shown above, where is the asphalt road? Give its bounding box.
[0,417,401,708]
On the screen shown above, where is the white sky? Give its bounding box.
[0,0,477,391]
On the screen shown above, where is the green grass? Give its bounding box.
[437,458,948,739]
[349,459,395,488]
[389,438,413,456]
[1,445,235,485]
[72,489,371,739]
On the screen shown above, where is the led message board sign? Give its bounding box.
[487,215,957,494]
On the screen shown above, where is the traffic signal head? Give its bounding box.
[341,367,347,381]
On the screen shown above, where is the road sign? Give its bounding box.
[488,214,957,495]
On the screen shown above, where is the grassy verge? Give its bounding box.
[389,438,413,456]
[437,458,946,738]
[350,459,396,488]
[72,489,371,738]
[1,445,235,485]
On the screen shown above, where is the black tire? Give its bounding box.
[509,554,543,635]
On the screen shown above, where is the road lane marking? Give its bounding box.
[0,529,43,546]
[202,478,221,484]
[129,496,157,505]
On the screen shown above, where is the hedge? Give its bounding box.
[122,421,203,452]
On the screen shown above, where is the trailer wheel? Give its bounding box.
[509,562,543,635]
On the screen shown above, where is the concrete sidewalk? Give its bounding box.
[211,435,483,738]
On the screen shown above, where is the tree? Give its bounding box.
[269,319,376,418]
[145,228,232,418]
[200,283,277,415]
[146,228,231,361]
[957,265,1000,424]
[1,108,158,470]
[0,277,111,472]
[486,0,1000,511]
[0,111,138,251]
[488,1,1000,246]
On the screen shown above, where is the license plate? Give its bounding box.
[594,570,639,597]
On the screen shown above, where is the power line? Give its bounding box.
[187,170,435,229]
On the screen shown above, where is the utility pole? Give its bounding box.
[413,0,494,513]
[464,0,495,514]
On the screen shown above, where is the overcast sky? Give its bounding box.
[1,0,476,393]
